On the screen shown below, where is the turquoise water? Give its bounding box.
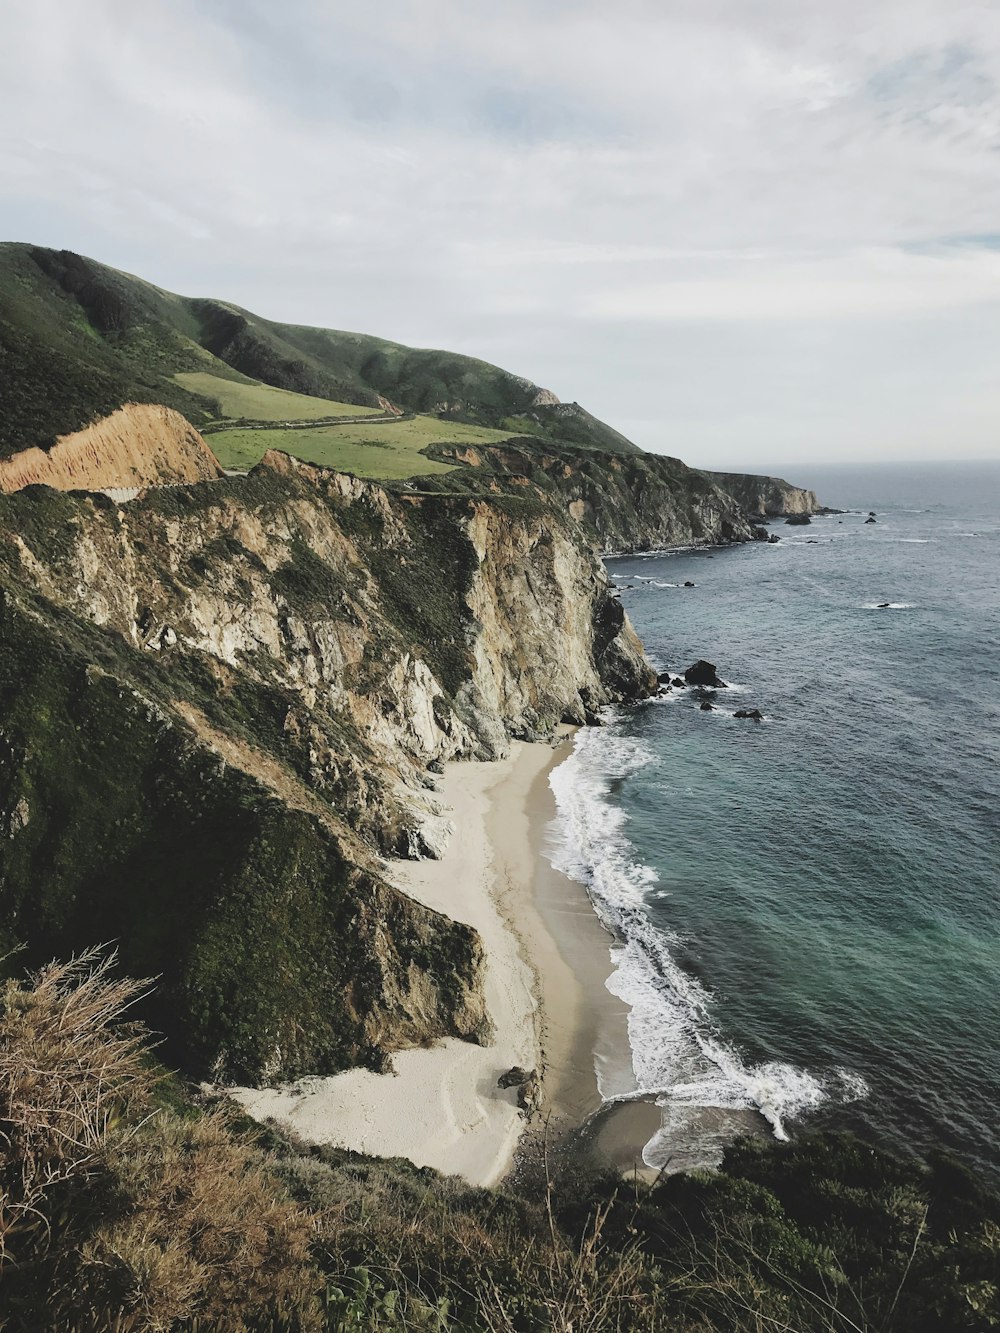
[549,462,1000,1175]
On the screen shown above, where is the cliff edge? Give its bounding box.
[0,452,654,1084]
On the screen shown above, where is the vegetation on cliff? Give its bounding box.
[0,453,653,1083]
[4,952,999,1332]
[0,244,637,460]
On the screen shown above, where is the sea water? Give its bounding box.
[546,462,1000,1176]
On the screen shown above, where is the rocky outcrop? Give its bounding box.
[685,660,727,687]
[0,404,222,494]
[705,471,819,517]
[0,451,655,1084]
[433,442,754,552]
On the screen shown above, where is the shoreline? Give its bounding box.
[232,738,654,1186]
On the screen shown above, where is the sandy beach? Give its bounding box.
[232,738,649,1187]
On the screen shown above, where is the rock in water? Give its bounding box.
[866,516,877,524]
[734,709,764,720]
[683,580,696,587]
[685,660,727,688]
[785,514,811,526]
[700,700,714,711]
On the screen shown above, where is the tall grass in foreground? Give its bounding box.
[2,948,999,1330]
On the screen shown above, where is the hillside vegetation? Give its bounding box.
[0,243,639,461]
[172,371,381,422]
[5,951,1000,1332]
[208,416,520,477]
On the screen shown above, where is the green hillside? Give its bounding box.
[0,243,640,465]
[208,416,517,478]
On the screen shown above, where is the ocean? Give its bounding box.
[546,461,1000,1176]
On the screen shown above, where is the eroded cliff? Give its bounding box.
[705,470,818,517]
[0,403,223,494]
[0,452,654,1083]
[433,442,754,552]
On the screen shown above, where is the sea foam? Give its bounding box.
[546,721,868,1166]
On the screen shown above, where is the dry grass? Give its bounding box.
[0,948,323,1331]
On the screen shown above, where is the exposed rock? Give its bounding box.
[0,404,222,494]
[700,700,714,711]
[706,471,819,517]
[517,1070,540,1115]
[657,671,672,684]
[785,514,811,526]
[497,1065,531,1090]
[433,442,755,553]
[866,516,877,524]
[734,709,764,720]
[0,450,656,1084]
[683,580,696,587]
[684,660,727,688]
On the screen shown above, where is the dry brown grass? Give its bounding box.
[0,948,323,1331]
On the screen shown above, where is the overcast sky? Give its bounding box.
[3,0,999,469]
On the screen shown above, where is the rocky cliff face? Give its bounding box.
[0,452,654,1084]
[434,442,754,552]
[705,470,819,517]
[0,404,222,494]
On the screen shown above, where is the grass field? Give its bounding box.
[207,415,517,478]
[172,371,379,422]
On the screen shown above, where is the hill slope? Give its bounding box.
[0,243,638,459]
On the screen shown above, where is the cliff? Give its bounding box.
[0,403,223,494]
[0,452,654,1084]
[705,470,818,517]
[433,441,755,552]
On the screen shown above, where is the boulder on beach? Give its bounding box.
[497,1066,530,1090]
[684,660,727,688]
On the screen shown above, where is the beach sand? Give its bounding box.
[232,738,656,1186]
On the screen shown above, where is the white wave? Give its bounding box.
[545,725,863,1157]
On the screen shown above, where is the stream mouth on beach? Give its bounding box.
[545,464,1000,1180]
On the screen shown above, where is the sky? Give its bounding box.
[2,0,999,469]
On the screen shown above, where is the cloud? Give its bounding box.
[1,0,999,464]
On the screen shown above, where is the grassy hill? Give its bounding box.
[0,243,640,465]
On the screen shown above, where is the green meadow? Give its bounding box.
[207,414,518,478]
[172,371,379,422]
